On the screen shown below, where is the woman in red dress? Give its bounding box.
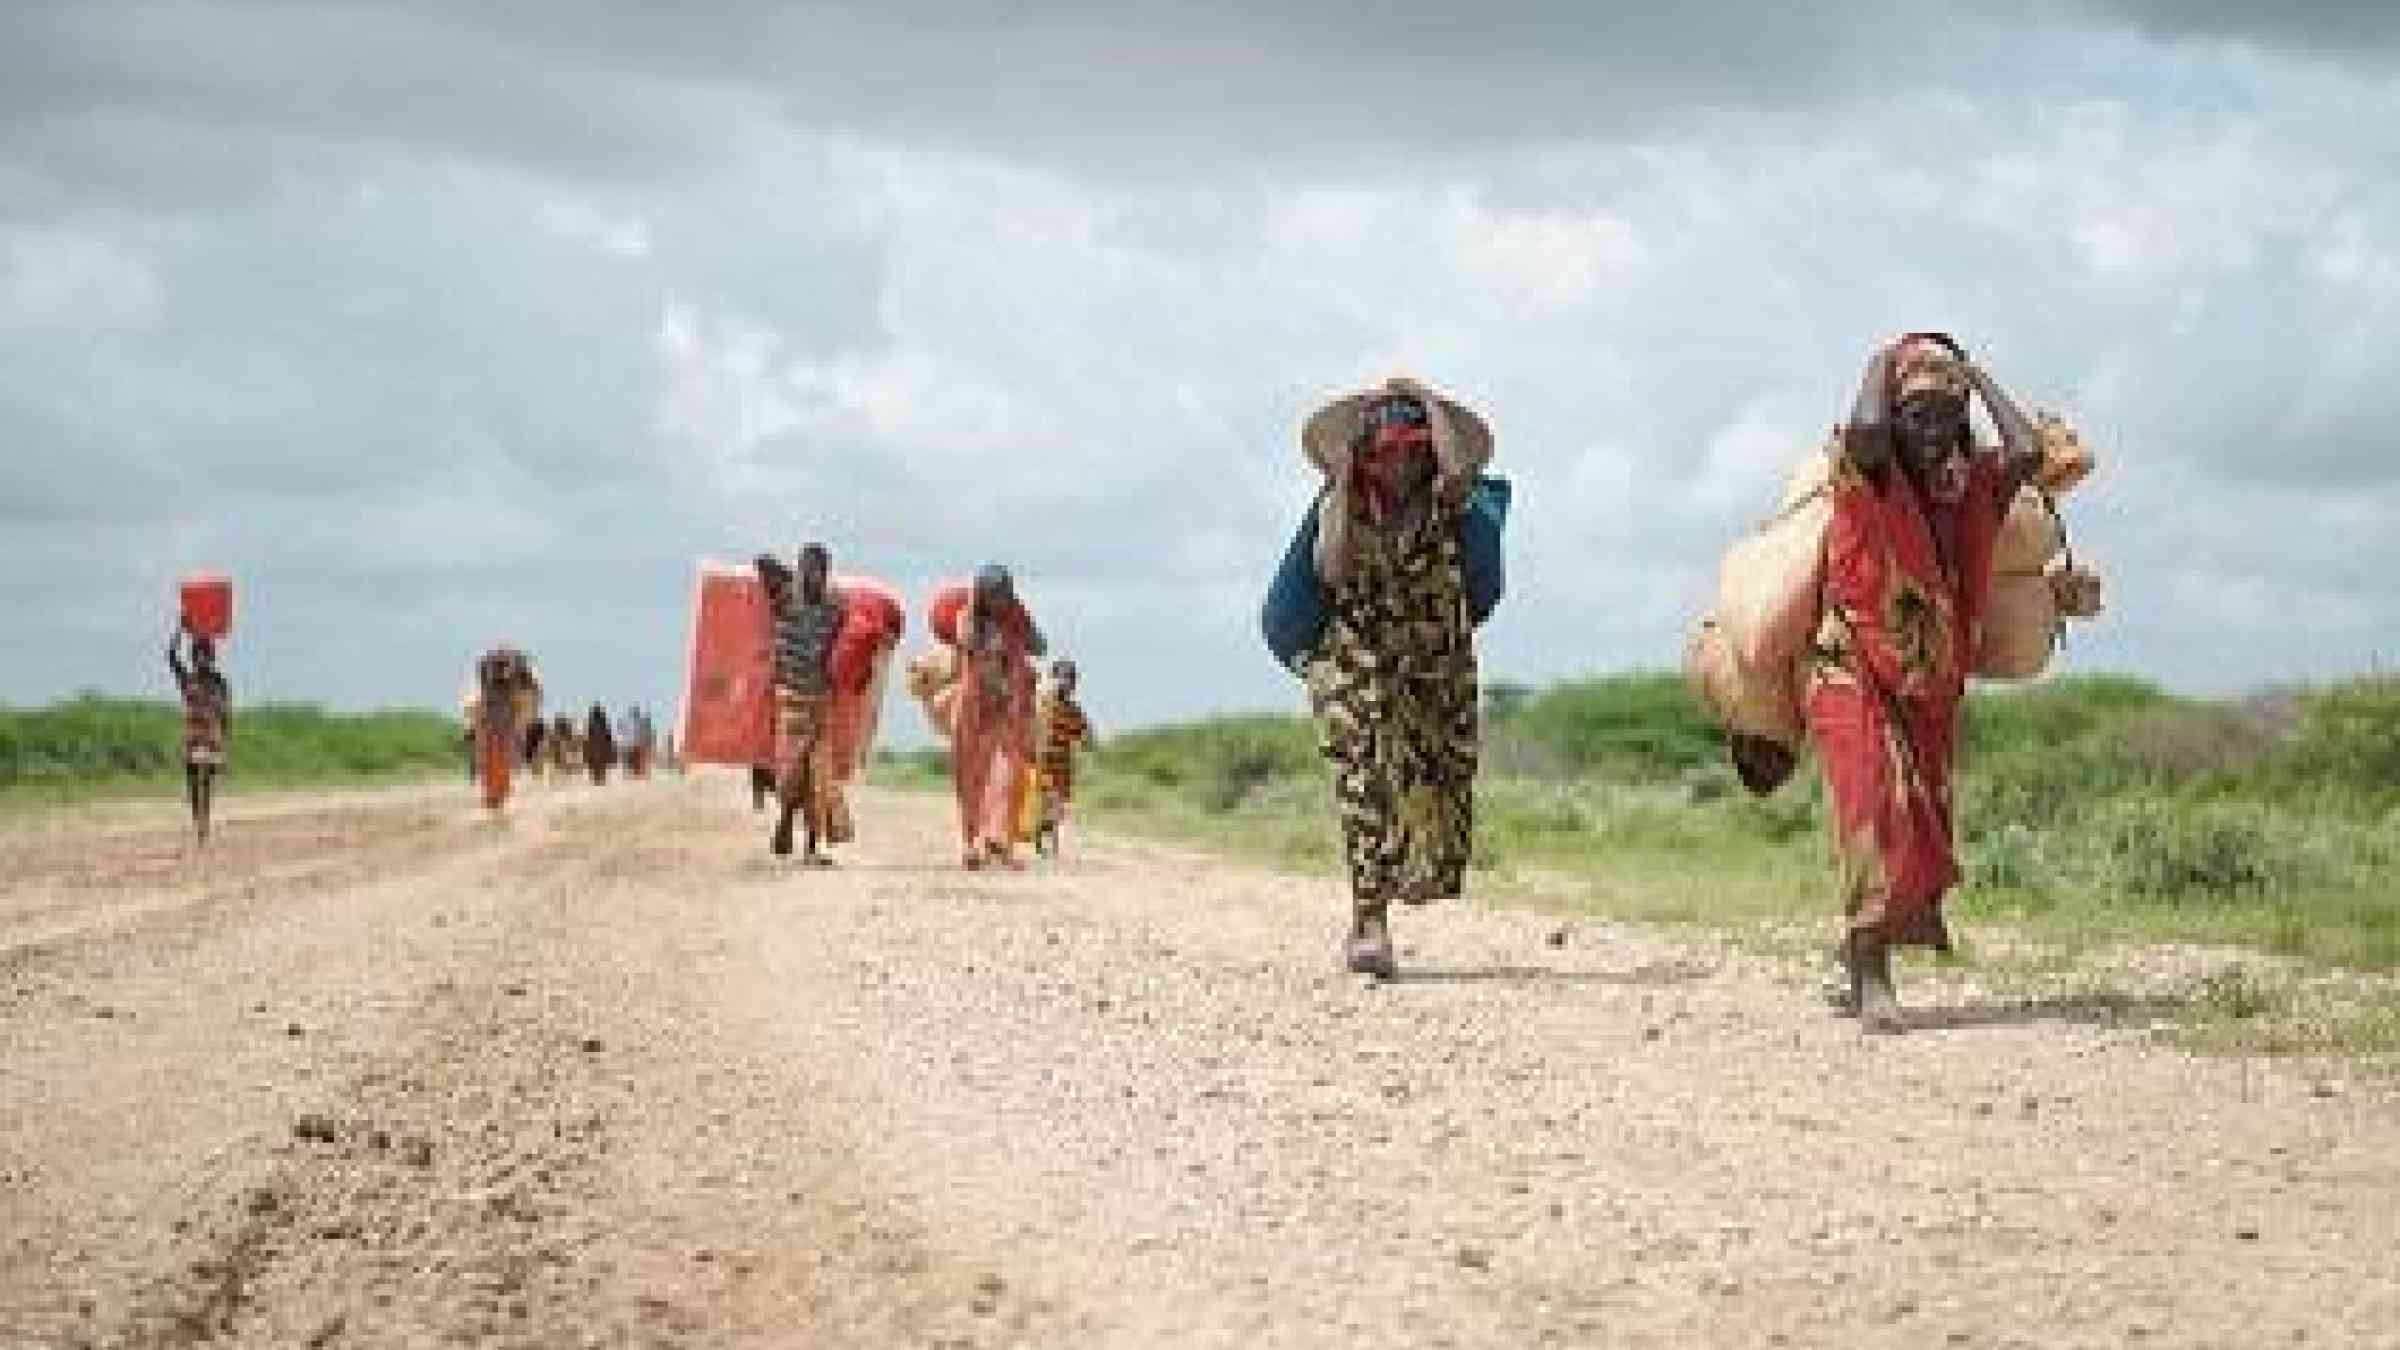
[1807,334,2044,1033]
[951,566,1045,870]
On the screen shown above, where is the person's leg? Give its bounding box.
[983,747,1027,868]
[770,740,799,855]
[185,761,204,840]
[953,723,990,866]
[1340,784,1404,979]
[1807,678,1921,1034]
[796,710,828,863]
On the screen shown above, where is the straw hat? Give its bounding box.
[1300,375,1494,476]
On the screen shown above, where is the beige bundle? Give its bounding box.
[1687,416,2105,748]
[905,645,962,741]
[1687,438,1838,751]
[1977,416,2105,679]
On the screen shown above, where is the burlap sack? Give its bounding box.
[1684,615,1805,746]
[1976,572,2060,680]
[1715,488,1831,677]
[905,646,962,741]
[1779,445,1832,511]
[1992,489,2067,574]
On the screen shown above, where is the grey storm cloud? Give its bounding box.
[2051,1,2400,58]
[3,0,2398,731]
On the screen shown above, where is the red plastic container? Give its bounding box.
[829,575,906,695]
[927,580,971,646]
[677,562,774,767]
[179,573,233,641]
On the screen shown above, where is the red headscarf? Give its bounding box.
[1352,419,1432,520]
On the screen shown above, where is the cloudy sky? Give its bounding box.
[5,1,2397,736]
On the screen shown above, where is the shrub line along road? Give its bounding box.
[3,778,2395,1348]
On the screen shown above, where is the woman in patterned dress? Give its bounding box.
[1300,376,1493,979]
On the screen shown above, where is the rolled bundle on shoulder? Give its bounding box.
[1714,488,1832,677]
[1992,490,2067,574]
[1975,573,2060,680]
[1684,615,1806,747]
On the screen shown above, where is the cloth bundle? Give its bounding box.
[1687,416,2103,749]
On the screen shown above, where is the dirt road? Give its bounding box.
[3,777,2394,1348]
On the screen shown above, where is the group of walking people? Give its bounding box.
[750,549,1098,872]
[163,331,2091,1036]
[460,645,669,811]
[1282,340,2098,1034]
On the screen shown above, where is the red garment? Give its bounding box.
[1352,430,1431,520]
[952,632,1038,857]
[478,725,514,810]
[1804,449,2005,946]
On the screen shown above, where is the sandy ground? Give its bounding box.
[3,774,2395,1349]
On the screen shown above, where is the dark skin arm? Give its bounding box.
[1840,347,1898,475]
[166,628,189,686]
[1962,361,2045,500]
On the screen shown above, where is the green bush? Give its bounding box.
[0,696,463,800]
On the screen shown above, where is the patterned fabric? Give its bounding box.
[1037,692,1091,805]
[954,639,1038,856]
[774,685,833,807]
[1806,437,2008,947]
[773,595,843,696]
[178,673,229,767]
[1304,483,1479,912]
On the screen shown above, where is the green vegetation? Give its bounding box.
[0,695,464,806]
[1001,674,2400,992]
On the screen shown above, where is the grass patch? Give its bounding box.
[0,695,465,808]
[1047,672,2400,979]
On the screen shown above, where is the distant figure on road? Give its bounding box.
[1298,376,1494,980]
[583,703,617,786]
[759,544,843,864]
[621,705,654,779]
[472,646,539,811]
[1794,334,2051,1034]
[1032,659,1097,859]
[165,626,231,843]
[950,566,1045,870]
[547,713,578,785]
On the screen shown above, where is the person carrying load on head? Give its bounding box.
[1286,375,1502,980]
[165,626,232,843]
[949,565,1045,870]
[1031,659,1097,859]
[759,544,844,864]
[471,645,537,811]
[1798,333,2097,1034]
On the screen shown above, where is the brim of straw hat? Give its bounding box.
[1300,377,1494,477]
